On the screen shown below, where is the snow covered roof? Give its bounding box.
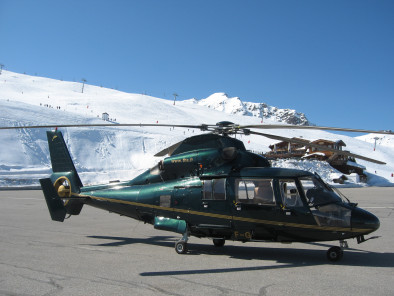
[302,152,326,158]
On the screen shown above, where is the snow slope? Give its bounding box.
[357,133,394,148]
[0,70,393,187]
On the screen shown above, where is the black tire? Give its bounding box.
[213,238,225,247]
[175,241,187,254]
[327,246,343,262]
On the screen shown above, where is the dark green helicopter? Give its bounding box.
[1,122,390,261]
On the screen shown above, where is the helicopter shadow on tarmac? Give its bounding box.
[86,235,176,248]
[85,234,394,276]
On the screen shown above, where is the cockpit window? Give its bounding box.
[298,176,351,227]
[279,179,304,208]
[299,177,342,207]
[236,179,276,205]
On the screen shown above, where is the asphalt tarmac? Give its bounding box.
[1,187,393,296]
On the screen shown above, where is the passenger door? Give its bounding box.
[231,178,281,241]
[197,178,232,229]
[276,178,317,239]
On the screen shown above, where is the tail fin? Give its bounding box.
[40,130,84,221]
[47,130,83,190]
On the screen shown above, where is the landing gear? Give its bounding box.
[175,230,189,254]
[175,241,188,254]
[327,246,343,262]
[213,238,225,247]
[340,240,349,248]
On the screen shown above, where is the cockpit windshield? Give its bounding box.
[299,175,347,207]
[300,175,352,228]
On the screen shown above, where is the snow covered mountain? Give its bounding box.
[0,70,393,187]
[195,93,310,125]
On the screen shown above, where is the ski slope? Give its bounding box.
[0,70,393,187]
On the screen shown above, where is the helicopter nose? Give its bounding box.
[351,207,380,234]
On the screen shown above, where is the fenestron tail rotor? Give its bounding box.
[54,176,72,200]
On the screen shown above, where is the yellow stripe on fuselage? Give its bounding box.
[75,193,372,234]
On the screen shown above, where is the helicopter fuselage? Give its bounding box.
[40,130,380,260]
[76,167,379,244]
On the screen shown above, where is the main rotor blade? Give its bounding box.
[241,124,394,135]
[0,123,205,130]
[249,130,386,165]
[3,122,392,135]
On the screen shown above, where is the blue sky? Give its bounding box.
[1,0,393,131]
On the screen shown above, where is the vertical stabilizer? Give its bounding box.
[46,130,83,188]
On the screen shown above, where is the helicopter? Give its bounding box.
[1,121,391,261]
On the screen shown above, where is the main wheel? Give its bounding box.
[213,238,225,247]
[175,241,188,254]
[327,246,343,262]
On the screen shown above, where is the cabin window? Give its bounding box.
[236,179,275,205]
[202,179,226,200]
[279,179,304,207]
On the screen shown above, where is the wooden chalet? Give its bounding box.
[265,138,366,181]
[266,138,309,159]
[304,139,347,164]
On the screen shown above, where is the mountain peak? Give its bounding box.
[197,93,310,126]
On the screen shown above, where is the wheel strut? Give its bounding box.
[175,230,189,254]
[340,240,348,249]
